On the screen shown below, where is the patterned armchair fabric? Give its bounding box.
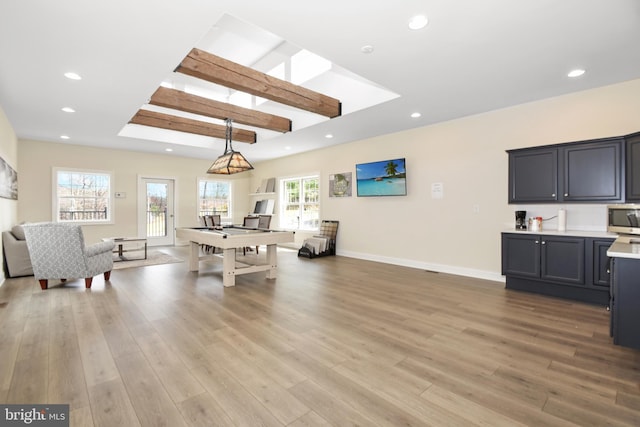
[23,222,115,290]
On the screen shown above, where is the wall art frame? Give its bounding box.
[0,155,18,200]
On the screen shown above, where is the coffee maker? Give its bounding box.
[515,210,527,230]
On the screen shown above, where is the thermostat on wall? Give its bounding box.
[115,192,126,198]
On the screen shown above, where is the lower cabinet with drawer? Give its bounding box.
[501,233,613,305]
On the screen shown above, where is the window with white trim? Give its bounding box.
[198,179,232,220]
[53,168,113,223]
[279,175,320,230]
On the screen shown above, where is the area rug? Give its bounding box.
[112,250,184,270]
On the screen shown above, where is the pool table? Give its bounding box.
[176,226,294,287]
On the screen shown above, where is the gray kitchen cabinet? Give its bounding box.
[540,235,585,284]
[609,256,640,349]
[502,233,584,284]
[502,233,612,305]
[501,233,541,277]
[508,137,623,203]
[593,239,614,288]
[562,138,622,202]
[508,147,558,203]
[625,131,640,201]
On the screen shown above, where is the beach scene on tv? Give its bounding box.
[356,158,407,196]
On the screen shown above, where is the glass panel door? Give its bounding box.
[139,178,175,246]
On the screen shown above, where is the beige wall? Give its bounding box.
[17,140,252,245]
[250,78,640,280]
[0,105,19,283]
[10,78,640,283]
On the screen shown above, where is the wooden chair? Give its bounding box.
[205,214,221,227]
[242,216,260,255]
[202,214,221,253]
[258,215,271,229]
[253,215,272,254]
[242,216,260,228]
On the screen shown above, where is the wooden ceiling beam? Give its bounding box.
[176,48,342,119]
[149,87,291,133]
[129,109,256,143]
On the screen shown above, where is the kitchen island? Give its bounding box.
[607,237,640,350]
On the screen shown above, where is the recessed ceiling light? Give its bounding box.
[411,112,422,118]
[360,45,374,54]
[408,15,428,30]
[60,135,70,140]
[165,148,173,152]
[285,146,292,150]
[568,69,586,78]
[325,133,334,139]
[64,72,82,80]
[61,107,75,113]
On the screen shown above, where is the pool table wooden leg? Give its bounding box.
[223,247,236,287]
[266,243,277,280]
[188,241,200,271]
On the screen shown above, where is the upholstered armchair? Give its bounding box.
[23,223,115,290]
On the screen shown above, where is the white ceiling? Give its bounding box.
[1,0,640,165]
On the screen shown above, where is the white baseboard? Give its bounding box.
[280,243,300,250]
[167,242,506,283]
[336,249,505,283]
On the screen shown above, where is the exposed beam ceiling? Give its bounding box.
[148,87,292,133]
[129,109,256,143]
[2,2,640,162]
[136,46,342,143]
[176,48,342,119]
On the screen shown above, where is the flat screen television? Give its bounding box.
[356,158,407,197]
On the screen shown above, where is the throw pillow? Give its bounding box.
[11,224,26,240]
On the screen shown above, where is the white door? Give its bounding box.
[138,177,175,246]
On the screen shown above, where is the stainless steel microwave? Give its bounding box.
[608,204,640,235]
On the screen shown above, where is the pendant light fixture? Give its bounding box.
[207,118,254,174]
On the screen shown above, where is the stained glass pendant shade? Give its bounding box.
[207,118,254,174]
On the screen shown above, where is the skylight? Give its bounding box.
[119,13,399,153]
[291,49,332,85]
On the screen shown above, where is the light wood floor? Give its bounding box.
[1,246,639,426]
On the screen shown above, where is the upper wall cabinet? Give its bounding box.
[508,147,559,202]
[625,131,640,201]
[508,137,624,204]
[563,138,622,202]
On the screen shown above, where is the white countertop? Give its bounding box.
[607,235,640,259]
[503,229,617,239]
[502,229,640,260]
[503,228,640,259]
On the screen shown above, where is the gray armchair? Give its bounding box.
[23,223,115,290]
